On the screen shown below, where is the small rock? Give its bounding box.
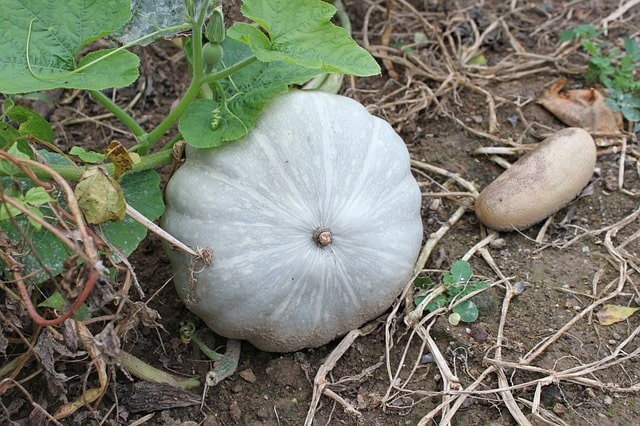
[608,339,617,345]
[489,238,506,249]
[603,395,613,405]
[470,323,489,343]
[256,406,270,420]
[420,353,434,364]
[239,368,257,383]
[513,281,531,295]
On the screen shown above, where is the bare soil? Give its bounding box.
[2,0,640,425]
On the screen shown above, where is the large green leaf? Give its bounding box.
[0,168,163,285]
[227,0,380,76]
[0,0,139,94]
[102,170,164,256]
[112,0,188,46]
[0,198,72,284]
[179,38,321,148]
[6,105,54,143]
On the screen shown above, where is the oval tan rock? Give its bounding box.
[475,127,596,231]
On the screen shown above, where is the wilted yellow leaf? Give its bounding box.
[596,304,640,326]
[105,140,134,180]
[75,167,126,224]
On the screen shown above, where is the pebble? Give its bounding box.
[603,395,613,405]
[469,324,489,343]
[239,368,257,383]
[489,238,507,249]
[420,353,434,364]
[513,281,531,295]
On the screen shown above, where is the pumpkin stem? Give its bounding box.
[313,228,333,247]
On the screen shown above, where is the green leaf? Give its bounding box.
[0,124,20,149]
[180,38,321,148]
[0,167,162,285]
[444,260,472,286]
[227,0,380,76]
[0,143,31,176]
[453,300,479,323]
[38,291,90,320]
[0,192,23,222]
[624,37,640,62]
[111,0,188,46]
[0,0,139,94]
[558,29,577,42]
[101,170,164,257]
[425,294,447,312]
[24,187,54,206]
[69,146,106,164]
[621,105,640,122]
[6,105,54,142]
[0,205,72,284]
[414,273,433,290]
[37,291,66,310]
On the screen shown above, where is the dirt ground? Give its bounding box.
[2,0,640,425]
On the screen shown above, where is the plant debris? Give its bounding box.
[536,78,623,133]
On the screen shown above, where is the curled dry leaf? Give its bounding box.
[104,140,139,180]
[75,167,126,224]
[537,78,623,133]
[33,328,79,397]
[596,304,640,325]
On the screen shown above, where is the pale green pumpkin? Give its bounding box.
[162,90,423,352]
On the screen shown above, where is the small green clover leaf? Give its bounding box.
[414,260,489,324]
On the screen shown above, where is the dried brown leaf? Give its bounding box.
[104,140,138,180]
[537,78,623,133]
[33,329,81,400]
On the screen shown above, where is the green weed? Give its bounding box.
[560,25,640,132]
[414,260,489,324]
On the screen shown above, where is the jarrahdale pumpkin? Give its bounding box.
[162,90,423,352]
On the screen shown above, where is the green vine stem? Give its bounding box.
[180,321,225,361]
[88,90,146,138]
[0,147,174,182]
[201,55,258,85]
[135,55,257,153]
[119,350,201,389]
